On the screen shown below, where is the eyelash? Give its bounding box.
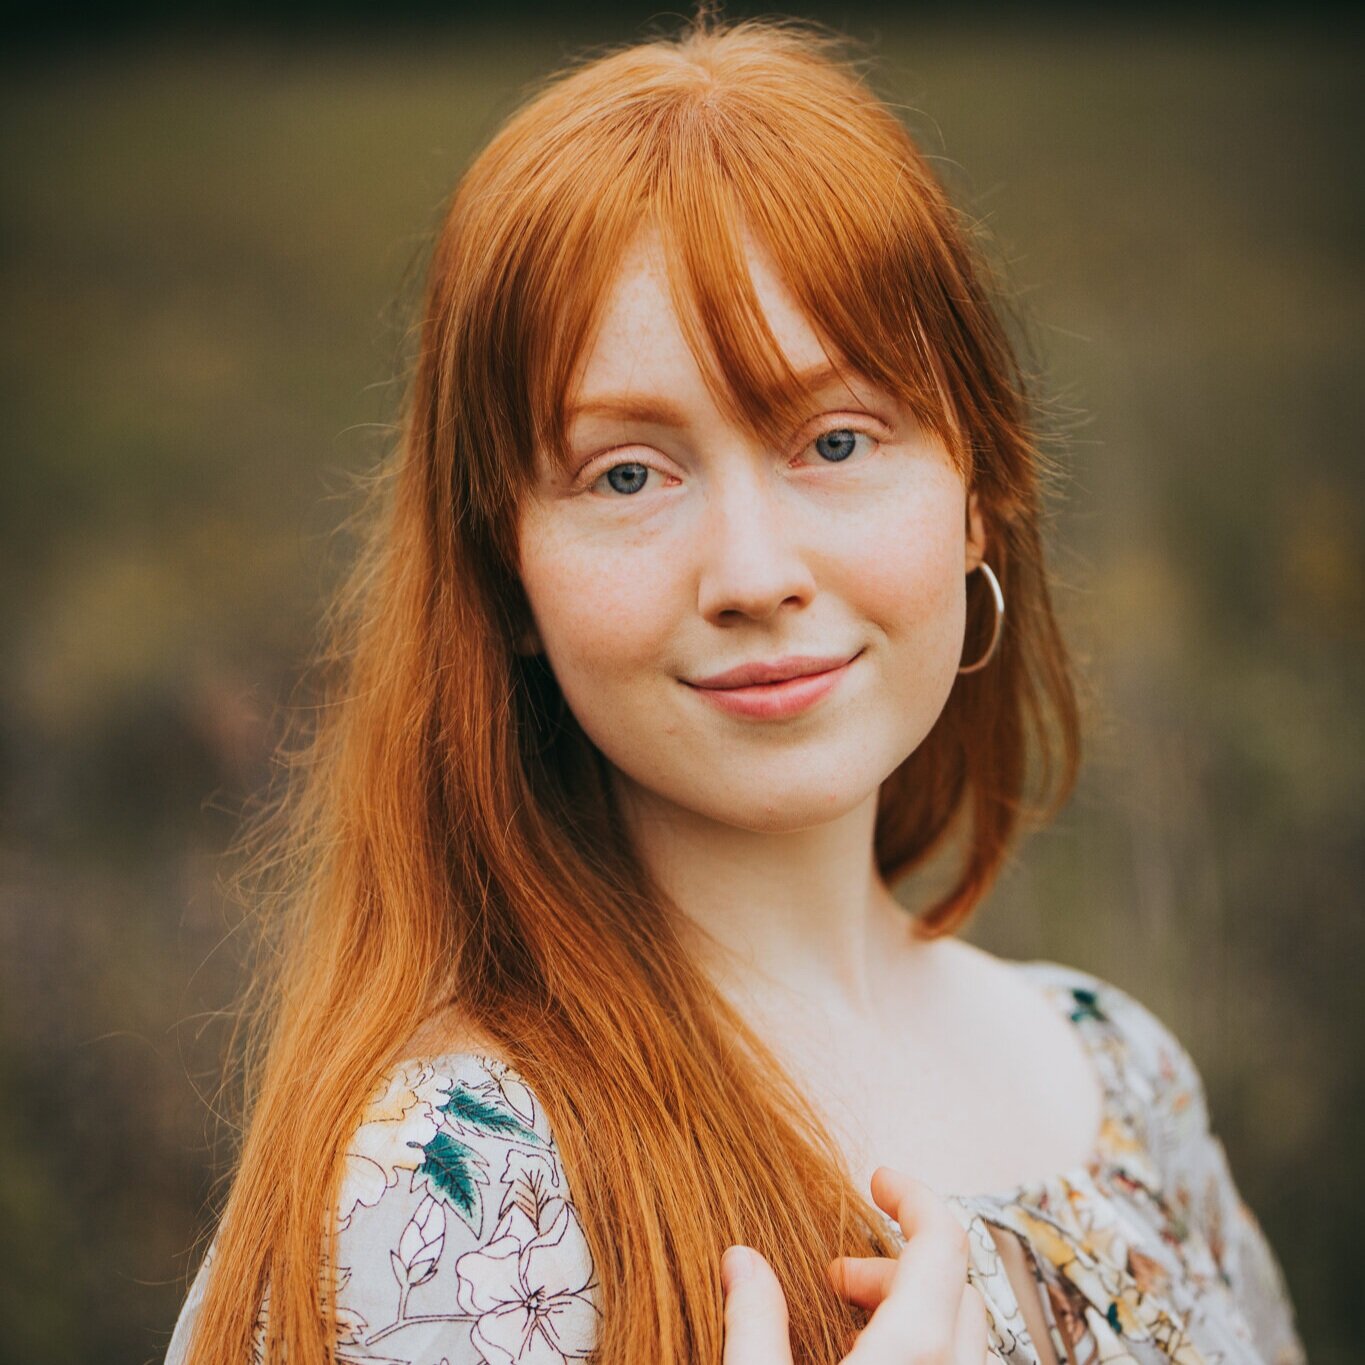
[579,421,886,497]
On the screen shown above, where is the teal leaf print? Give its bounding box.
[416,1130,487,1235]
[440,1083,541,1145]
[1069,987,1109,1025]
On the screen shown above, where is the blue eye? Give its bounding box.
[598,462,650,495]
[813,428,862,463]
[587,429,871,495]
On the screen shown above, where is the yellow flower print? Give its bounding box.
[337,1061,453,1229]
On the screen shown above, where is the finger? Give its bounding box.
[834,1263,994,1364]
[952,1280,990,1362]
[869,1164,960,1244]
[847,1167,971,1357]
[720,1245,795,1365]
[826,1254,897,1311]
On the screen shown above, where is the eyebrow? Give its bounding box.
[565,360,866,426]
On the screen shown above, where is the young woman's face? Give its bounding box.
[516,227,986,833]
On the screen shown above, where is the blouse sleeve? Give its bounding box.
[164,1052,601,1365]
[163,1236,219,1364]
[1098,980,1308,1365]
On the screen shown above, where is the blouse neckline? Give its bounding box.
[406,956,1138,1214]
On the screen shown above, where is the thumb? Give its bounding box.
[721,1246,794,1365]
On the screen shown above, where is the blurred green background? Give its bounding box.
[1,7,1360,1363]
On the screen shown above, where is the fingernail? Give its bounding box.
[722,1245,755,1291]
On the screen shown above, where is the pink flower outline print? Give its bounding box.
[394,1193,446,1289]
[454,1199,599,1364]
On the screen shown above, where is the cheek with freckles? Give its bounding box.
[839,482,967,663]
[513,466,973,831]
[517,516,683,741]
[826,489,970,782]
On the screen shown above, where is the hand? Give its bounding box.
[721,1165,1003,1363]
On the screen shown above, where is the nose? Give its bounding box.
[694,470,816,624]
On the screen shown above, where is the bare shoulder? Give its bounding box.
[919,932,1027,1002]
[931,934,1059,1008]
[928,936,1105,1108]
[933,936,1080,1034]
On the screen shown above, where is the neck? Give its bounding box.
[613,776,928,1026]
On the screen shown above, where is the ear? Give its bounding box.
[965,490,988,572]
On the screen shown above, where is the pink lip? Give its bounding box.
[688,653,859,689]
[683,651,861,720]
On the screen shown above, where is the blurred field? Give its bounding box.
[0,15,1360,1363]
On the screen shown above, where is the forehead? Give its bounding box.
[567,224,844,409]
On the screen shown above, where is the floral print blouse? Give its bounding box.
[165,959,1306,1364]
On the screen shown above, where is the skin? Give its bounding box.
[517,224,986,1012]
[722,1168,1000,1364]
[515,224,1001,1360]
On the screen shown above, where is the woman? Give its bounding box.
[165,12,1305,1364]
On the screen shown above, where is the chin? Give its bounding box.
[677,778,879,834]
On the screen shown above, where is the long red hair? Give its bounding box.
[182,13,1081,1363]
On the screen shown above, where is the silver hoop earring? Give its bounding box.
[957,561,1004,674]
